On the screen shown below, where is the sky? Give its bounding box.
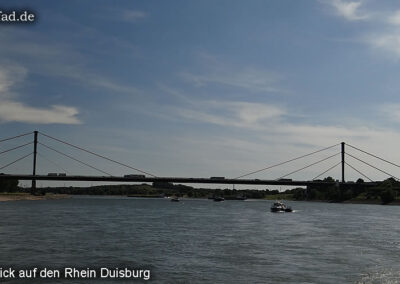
[2,0,400,187]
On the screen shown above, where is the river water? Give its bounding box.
[0,196,399,283]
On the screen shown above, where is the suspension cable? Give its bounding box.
[0,152,33,170]
[345,161,373,182]
[277,152,340,180]
[37,152,70,175]
[347,143,400,168]
[234,143,340,179]
[0,132,33,144]
[312,161,341,180]
[346,152,400,180]
[39,132,156,177]
[0,142,33,156]
[38,142,112,176]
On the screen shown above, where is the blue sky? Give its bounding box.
[2,0,400,187]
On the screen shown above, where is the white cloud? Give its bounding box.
[0,101,80,124]
[181,68,284,93]
[362,9,400,59]
[0,65,27,95]
[172,100,286,130]
[171,99,354,146]
[367,33,400,57]
[388,10,400,25]
[0,29,140,96]
[379,103,400,122]
[0,65,81,125]
[330,0,368,21]
[62,69,139,95]
[225,101,285,124]
[180,53,286,94]
[122,10,147,22]
[323,1,400,58]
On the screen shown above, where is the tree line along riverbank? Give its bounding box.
[0,177,399,204]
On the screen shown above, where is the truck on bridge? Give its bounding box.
[210,177,225,180]
[124,174,146,178]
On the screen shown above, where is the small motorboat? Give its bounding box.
[170,197,180,202]
[213,196,225,202]
[271,201,293,212]
[224,195,247,200]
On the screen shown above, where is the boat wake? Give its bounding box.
[355,267,400,284]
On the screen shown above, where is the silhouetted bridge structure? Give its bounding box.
[0,131,398,191]
[0,174,379,187]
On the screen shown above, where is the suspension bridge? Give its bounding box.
[0,131,399,192]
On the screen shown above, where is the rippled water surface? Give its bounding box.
[1,196,400,283]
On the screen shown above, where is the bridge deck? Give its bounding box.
[0,174,378,186]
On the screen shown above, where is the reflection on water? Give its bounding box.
[0,197,399,283]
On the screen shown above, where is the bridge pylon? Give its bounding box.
[341,142,345,183]
[31,131,38,194]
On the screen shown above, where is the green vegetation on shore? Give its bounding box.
[289,177,400,204]
[42,181,271,199]
[0,179,19,192]
[40,177,400,204]
[1,177,399,204]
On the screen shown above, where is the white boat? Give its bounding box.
[213,196,225,202]
[270,201,293,213]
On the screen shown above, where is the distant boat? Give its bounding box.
[224,196,247,201]
[170,197,180,202]
[213,197,225,202]
[270,201,293,213]
[127,194,164,198]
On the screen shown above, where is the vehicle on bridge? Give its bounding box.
[58,173,66,176]
[124,174,146,178]
[47,173,58,176]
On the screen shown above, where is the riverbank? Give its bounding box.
[342,199,400,205]
[0,193,70,202]
[2,191,396,205]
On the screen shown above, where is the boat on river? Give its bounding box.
[270,201,293,212]
[213,196,225,202]
[224,195,247,200]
